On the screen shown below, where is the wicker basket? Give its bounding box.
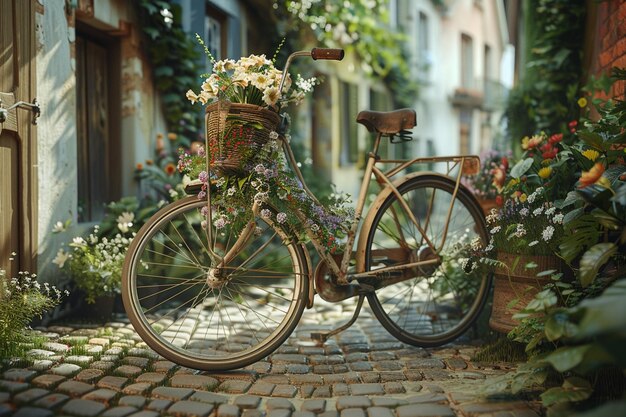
[205,101,280,176]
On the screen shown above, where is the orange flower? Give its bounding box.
[491,167,506,191]
[136,163,144,171]
[146,159,154,166]
[167,132,177,141]
[164,163,176,176]
[578,163,605,188]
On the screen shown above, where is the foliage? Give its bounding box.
[0,255,66,359]
[273,0,418,107]
[484,187,565,257]
[462,149,511,201]
[504,0,586,145]
[136,0,203,149]
[178,132,354,254]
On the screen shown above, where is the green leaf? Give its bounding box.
[563,206,583,224]
[510,158,534,179]
[154,66,175,77]
[578,243,617,287]
[544,309,578,341]
[557,191,584,209]
[574,280,626,340]
[540,377,592,407]
[577,131,606,151]
[552,48,571,68]
[543,345,591,372]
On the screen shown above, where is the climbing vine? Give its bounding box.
[273,0,419,107]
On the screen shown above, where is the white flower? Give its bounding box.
[533,207,544,216]
[490,226,501,234]
[542,226,555,241]
[261,209,272,219]
[545,207,556,216]
[470,237,482,251]
[227,187,236,196]
[310,223,320,232]
[514,224,527,238]
[72,237,86,246]
[486,209,499,224]
[117,212,135,225]
[214,217,227,229]
[118,222,130,233]
[186,89,199,104]
[553,213,564,224]
[276,212,287,224]
[262,87,279,107]
[52,221,67,233]
[53,249,70,268]
[269,131,279,140]
[519,208,529,217]
[528,240,539,247]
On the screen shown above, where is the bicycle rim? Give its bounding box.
[122,196,308,370]
[364,175,491,347]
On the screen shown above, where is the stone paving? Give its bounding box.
[0,299,541,417]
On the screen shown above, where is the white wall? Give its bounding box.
[35,0,166,280]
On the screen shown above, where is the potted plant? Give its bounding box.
[462,149,511,214]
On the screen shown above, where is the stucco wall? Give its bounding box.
[35,0,167,280]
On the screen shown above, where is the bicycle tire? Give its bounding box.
[363,174,491,347]
[122,196,308,371]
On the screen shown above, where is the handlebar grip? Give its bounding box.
[311,48,345,61]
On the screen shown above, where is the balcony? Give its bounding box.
[449,78,507,111]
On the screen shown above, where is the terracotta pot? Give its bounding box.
[489,252,566,333]
[476,198,499,216]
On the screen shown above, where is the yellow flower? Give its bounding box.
[577,97,588,108]
[167,133,177,141]
[519,193,528,203]
[582,149,600,161]
[538,167,553,179]
[507,178,520,187]
[521,136,530,150]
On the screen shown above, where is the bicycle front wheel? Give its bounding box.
[122,196,308,371]
[364,174,491,347]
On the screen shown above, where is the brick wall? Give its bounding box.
[594,0,626,98]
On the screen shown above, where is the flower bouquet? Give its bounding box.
[186,36,317,175]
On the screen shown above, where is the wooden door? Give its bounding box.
[0,0,38,278]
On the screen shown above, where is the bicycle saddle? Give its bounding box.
[356,108,416,134]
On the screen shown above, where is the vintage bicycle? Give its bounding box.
[122,48,492,371]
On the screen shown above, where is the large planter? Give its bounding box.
[476,198,499,216]
[489,252,565,333]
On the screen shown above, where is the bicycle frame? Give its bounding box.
[282,130,480,287]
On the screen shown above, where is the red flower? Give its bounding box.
[568,120,578,128]
[549,133,563,144]
[501,157,509,171]
[542,144,558,159]
[495,195,503,206]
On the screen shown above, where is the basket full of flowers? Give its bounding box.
[186,37,315,175]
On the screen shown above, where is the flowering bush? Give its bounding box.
[1,254,67,358]
[53,222,135,304]
[186,35,317,110]
[462,149,511,202]
[178,131,353,254]
[485,187,565,257]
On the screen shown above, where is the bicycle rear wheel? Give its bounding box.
[122,196,308,370]
[364,174,491,347]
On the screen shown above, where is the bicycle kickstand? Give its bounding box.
[311,294,365,344]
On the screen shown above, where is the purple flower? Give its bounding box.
[198,171,209,183]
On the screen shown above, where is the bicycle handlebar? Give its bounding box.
[311,48,345,61]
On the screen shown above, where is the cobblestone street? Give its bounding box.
[0,299,539,417]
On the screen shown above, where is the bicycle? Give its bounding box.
[122,48,492,371]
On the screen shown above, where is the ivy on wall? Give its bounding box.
[273,0,419,107]
[136,0,203,148]
[504,0,586,145]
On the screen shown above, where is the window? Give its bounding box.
[76,33,119,222]
[461,34,474,89]
[206,7,227,61]
[340,82,359,166]
[417,11,430,76]
[459,108,472,154]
